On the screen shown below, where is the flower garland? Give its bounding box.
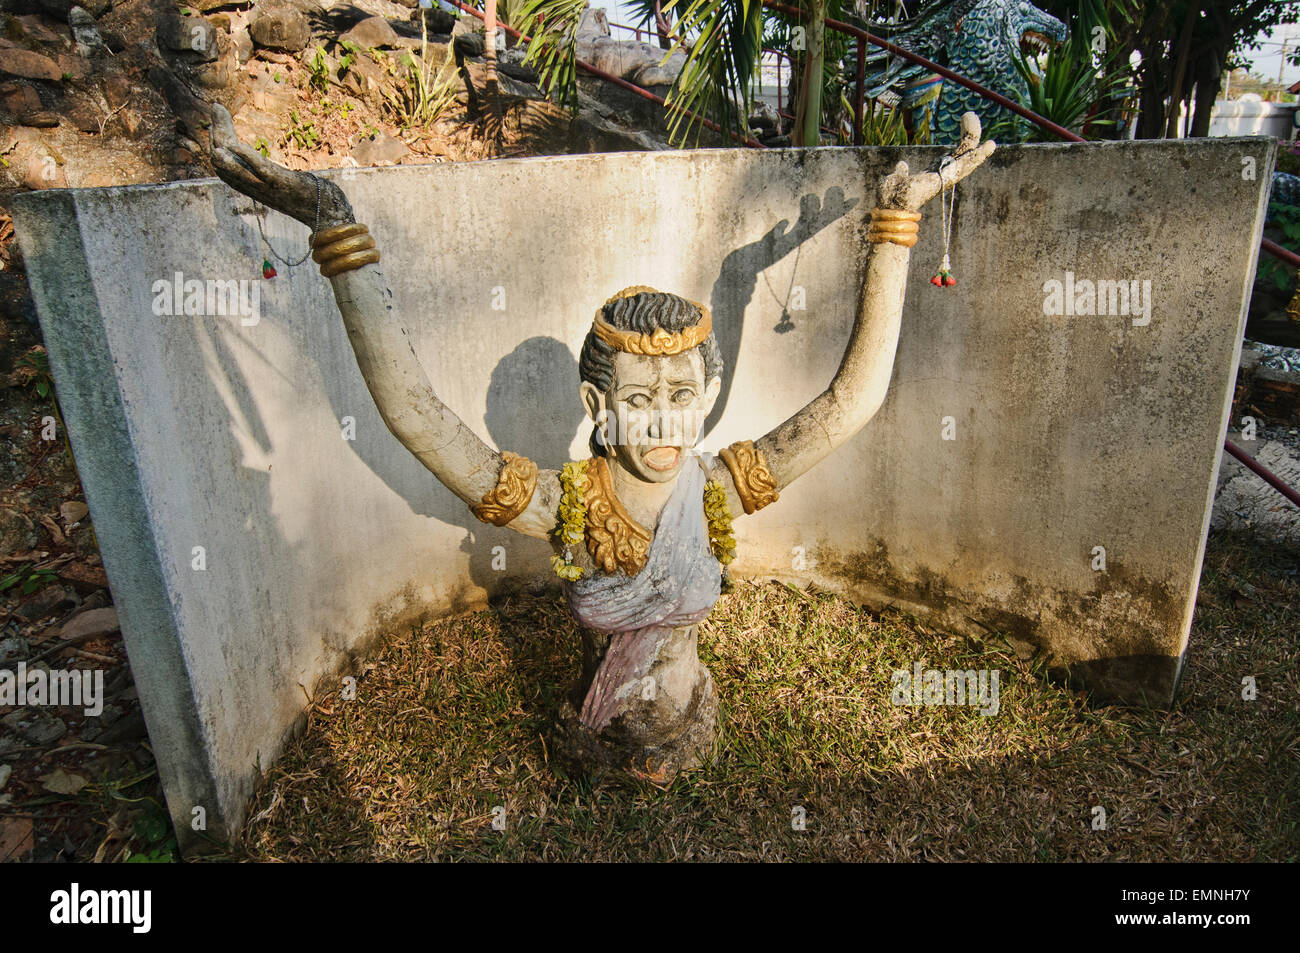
[551,459,588,581]
[703,479,736,566]
[550,465,739,580]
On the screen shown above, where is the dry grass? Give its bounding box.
[224,530,1299,862]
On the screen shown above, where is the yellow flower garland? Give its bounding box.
[551,460,588,581]
[703,479,736,566]
[551,464,737,580]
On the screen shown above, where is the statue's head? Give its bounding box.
[578,287,723,484]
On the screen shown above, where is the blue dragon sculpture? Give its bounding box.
[851,0,1067,143]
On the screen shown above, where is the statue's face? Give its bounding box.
[580,349,722,484]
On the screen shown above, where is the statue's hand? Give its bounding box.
[209,104,354,229]
[876,112,996,212]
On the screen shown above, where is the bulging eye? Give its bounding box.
[673,389,695,404]
[626,393,650,409]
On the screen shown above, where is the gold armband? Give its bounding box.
[312,222,381,277]
[470,452,539,526]
[867,208,921,248]
[719,440,779,515]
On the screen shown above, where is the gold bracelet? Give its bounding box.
[312,222,381,277]
[470,451,539,526]
[719,440,779,515]
[867,208,921,248]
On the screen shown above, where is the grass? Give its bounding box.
[224,530,1299,862]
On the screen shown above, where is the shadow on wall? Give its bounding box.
[194,184,862,644]
[703,187,860,440]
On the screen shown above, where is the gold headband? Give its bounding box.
[591,286,713,356]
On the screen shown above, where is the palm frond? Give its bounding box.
[512,0,588,109]
[663,0,766,147]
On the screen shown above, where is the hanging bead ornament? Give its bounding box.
[930,155,958,288]
[255,177,322,280]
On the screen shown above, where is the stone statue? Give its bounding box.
[208,105,995,783]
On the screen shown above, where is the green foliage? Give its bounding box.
[1259,201,1300,294]
[284,109,320,150]
[338,39,361,74]
[382,20,459,131]
[308,46,332,93]
[857,99,932,146]
[125,802,178,863]
[663,0,765,146]
[0,563,57,596]
[1009,29,1128,142]
[514,0,588,110]
[16,347,53,399]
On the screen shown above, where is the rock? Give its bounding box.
[249,4,310,53]
[23,147,67,188]
[410,6,456,34]
[580,36,685,88]
[13,13,68,47]
[0,49,63,82]
[0,509,38,556]
[59,501,88,525]
[0,636,27,665]
[16,583,77,619]
[339,52,389,100]
[20,711,68,746]
[0,764,10,792]
[340,15,401,50]
[118,106,141,137]
[64,96,99,132]
[17,110,61,127]
[101,71,130,109]
[157,14,218,62]
[56,53,90,82]
[58,606,118,641]
[15,0,110,19]
[0,80,40,116]
[40,767,86,794]
[68,6,104,56]
[231,26,253,63]
[351,130,408,166]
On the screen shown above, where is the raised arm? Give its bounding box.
[209,105,559,540]
[710,114,996,514]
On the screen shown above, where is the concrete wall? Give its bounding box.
[11,138,1273,845]
[1207,100,1298,140]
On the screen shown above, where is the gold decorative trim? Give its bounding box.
[584,455,652,575]
[313,222,381,277]
[591,286,712,356]
[313,223,368,246]
[867,207,921,248]
[470,451,538,526]
[719,440,779,515]
[320,249,381,277]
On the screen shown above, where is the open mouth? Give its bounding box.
[642,447,680,471]
[1019,30,1054,59]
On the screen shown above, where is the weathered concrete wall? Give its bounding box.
[11,138,1273,844]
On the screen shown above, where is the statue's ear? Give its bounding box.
[701,376,722,417]
[578,381,604,422]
